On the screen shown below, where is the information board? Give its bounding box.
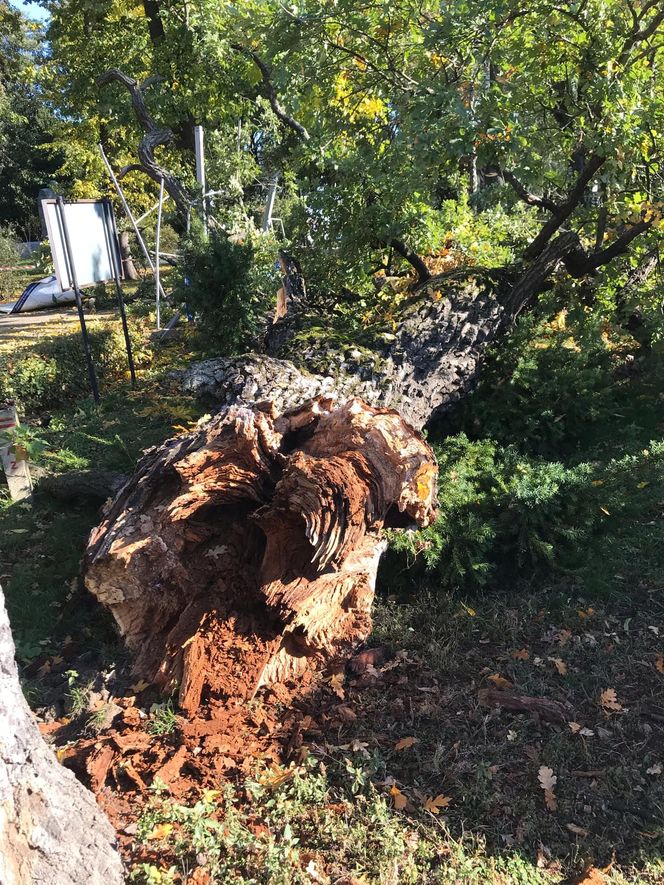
[42,199,123,293]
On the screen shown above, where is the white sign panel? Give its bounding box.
[42,199,122,293]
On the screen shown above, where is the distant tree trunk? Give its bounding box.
[0,586,124,885]
[119,231,140,281]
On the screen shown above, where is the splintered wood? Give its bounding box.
[84,397,437,714]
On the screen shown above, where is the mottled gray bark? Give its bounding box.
[0,586,123,885]
[178,233,577,429]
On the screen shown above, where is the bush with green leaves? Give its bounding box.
[176,226,279,354]
[0,323,151,414]
[0,226,22,299]
[389,434,597,591]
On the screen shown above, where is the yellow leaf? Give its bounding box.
[147,822,173,841]
[130,679,150,693]
[202,789,221,803]
[390,785,407,810]
[577,607,595,619]
[548,657,567,675]
[488,673,513,690]
[328,673,345,700]
[394,736,418,751]
[599,688,622,712]
[637,481,650,489]
[423,793,452,814]
[591,479,604,487]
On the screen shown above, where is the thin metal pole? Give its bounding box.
[56,197,100,404]
[155,178,165,330]
[194,125,207,233]
[98,143,168,303]
[104,199,136,386]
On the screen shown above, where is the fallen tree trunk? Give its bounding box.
[0,585,124,885]
[84,399,437,712]
[82,233,578,710]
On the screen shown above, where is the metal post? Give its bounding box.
[155,178,165,330]
[104,199,136,386]
[262,174,279,232]
[56,197,101,404]
[194,125,207,232]
[98,143,168,303]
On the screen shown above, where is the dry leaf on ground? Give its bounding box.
[538,765,558,811]
[599,688,622,711]
[390,785,408,810]
[548,656,567,675]
[488,673,513,689]
[394,736,418,751]
[423,794,452,813]
[512,648,530,661]
[655,655,664,675]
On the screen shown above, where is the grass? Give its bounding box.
[1,285,664,883]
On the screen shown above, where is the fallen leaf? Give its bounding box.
[130,679,150,693]
[328,673,345,700]
[575,866,608,885]
[512,648,530,661]
[423,793,452,813]
[394,736,418,751]
[390,785,407,810]
[568,722,581,733]
[577,607,595,619]
[202,789,221,802]
[335,705,357,722]
[655,655,664,675]
[646,762,662,775]
[488,673,513,689]
[538,765,557,811]
[599,688,622,712]
[548,656,567,675]
[566,822,589,837]
[147,822,173,841]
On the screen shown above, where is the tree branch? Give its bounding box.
[232,45,310,141]
[563,219,654,277]
[97,68,192,218]
[387,238,431,285]
[523,154,606,260]
[502,169,558,212]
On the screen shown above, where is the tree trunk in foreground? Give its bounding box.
[0,586,124,885]
[84,399,437,713]
[119,230,140,281]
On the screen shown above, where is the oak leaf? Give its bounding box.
[512,648,530,661]
[423,794,452,813]
[599,688,622,712]
[538,765,557,811]
[548,657,567,675]
[390,785,408,810]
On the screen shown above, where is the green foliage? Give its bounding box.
[0,323,151,413]
[176,227,278,354]
[0,225,22,298]
[147,699,178,736]
[390,435,596,590]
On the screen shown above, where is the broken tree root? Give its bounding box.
[83,397,437,715]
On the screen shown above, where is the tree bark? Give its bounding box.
[0,586,124,885]
[119,230,140,281]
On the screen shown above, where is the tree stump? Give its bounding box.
[83,398,437,713]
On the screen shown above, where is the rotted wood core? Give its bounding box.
[83,397,437,714]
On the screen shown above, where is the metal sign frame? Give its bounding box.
[41,198,136,402]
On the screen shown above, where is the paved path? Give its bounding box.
[0,307,118,344]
